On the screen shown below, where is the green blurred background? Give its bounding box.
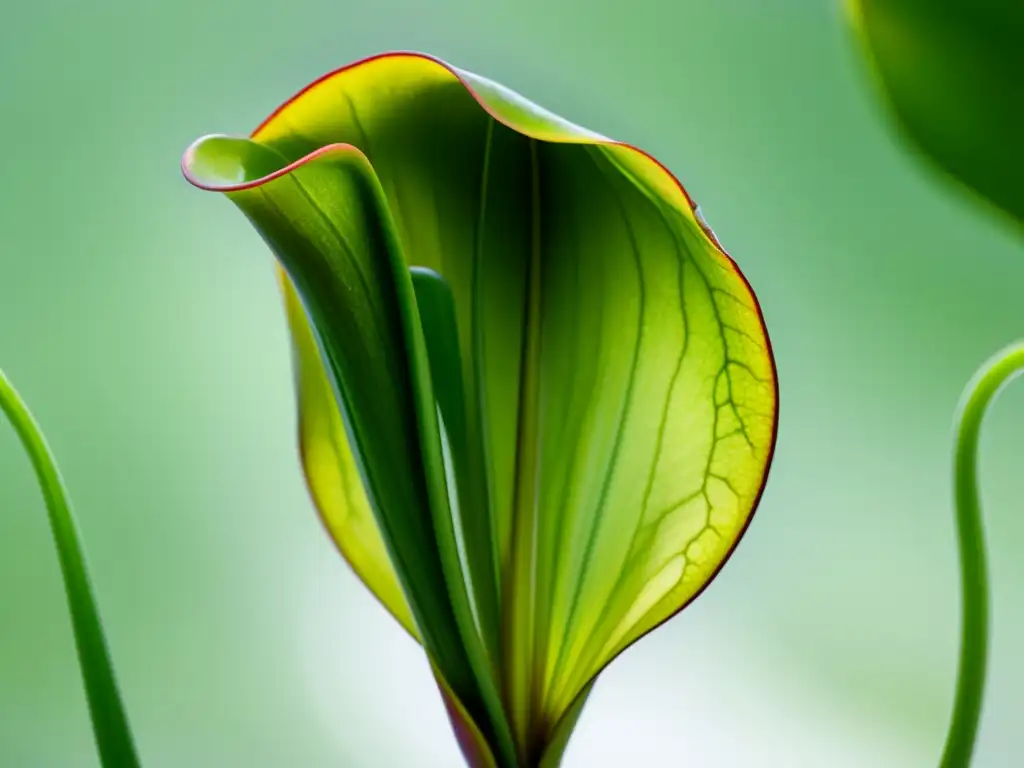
[2,1,1021,765]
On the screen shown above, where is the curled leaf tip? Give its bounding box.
[182,134,367,192]
[184,51,777,766]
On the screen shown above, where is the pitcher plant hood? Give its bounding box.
[182,51,778,768]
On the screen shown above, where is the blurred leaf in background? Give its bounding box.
[849,0,1024,225]
[847,2,1024,766]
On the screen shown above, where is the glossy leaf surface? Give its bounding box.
[183,52,777,766]
[849,0,1024,225]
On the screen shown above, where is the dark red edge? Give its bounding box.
[182,48,781,754]
[181,140,368,192]
[439,685,493,768]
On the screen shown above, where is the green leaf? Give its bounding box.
[279,271,419,639]
[848,0,1024,225]
[0,369,141,768]
[183,52,777,766]
[184,134,517,765]
[411,265,503,671]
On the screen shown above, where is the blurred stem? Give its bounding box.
[941,343,1024,766]
[0,368,141,768]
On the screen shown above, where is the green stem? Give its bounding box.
[941,343,1024,767]
[0,368,141,768]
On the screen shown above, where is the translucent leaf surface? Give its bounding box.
[183,52,777,766]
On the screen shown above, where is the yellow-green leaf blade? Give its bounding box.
[278,268,417,638]
[527,141,776,730]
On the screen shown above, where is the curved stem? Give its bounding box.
[941,343,1024,766]
[0,368,140,768]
